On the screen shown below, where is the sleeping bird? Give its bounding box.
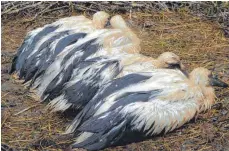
[65,67,228,150]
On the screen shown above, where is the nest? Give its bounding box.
[1,2,229,24]
[1,3,229,151]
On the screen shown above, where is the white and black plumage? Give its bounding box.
[27,32,90,86]
[10,26,58,75]
[10,11,110,81]
[35,30,108,96]
[45,57,121,111]
[35,15,140,100]
[38,16,186,113]
[35,18,183,114]
[23,32,87,83]
[65,67,228,150]
[27,12,110,84]
[45,51,185,113]
[30,15,134,91]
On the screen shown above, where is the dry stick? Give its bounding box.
[1,112,12,128]
[76,4,98,12]
[38,2,58,15]
[4,1,28,11]
[2,92,10,98]
[1,3,19,15]
[2,2,43,16]
[14,103,41,116]
[21,2,59,23]
[3,124,17,132]
[42,6,69,15]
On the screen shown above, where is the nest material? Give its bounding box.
[1,2,229,24]
[1,2,228,38]
[1,4,229,151]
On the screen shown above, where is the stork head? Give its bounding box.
[93,11,110,29]
[110,15,129,30]
[109,15,140,46]
[157,52,187,75]
[190,67,228,87]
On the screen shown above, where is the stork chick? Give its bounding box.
[65,67,228,151]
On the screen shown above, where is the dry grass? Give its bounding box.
[1,87,74,150]
[1,10,229,151]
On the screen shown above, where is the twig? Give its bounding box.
[2,92,10,98]
[14,103,41,116]
[1,106,14,128]
[42,6,69,15]
[2,2,43,16]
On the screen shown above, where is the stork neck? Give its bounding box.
[199,86,215,111]
[123,28,140,46]
[152,59,166,69]
[93,20,104,29]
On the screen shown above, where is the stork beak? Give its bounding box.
[179,62,189,77]
[210,75,228,88]
[105,17,111,27]
[168,62,188,77]
[180,69,189,77]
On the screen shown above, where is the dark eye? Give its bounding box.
[168,63,181,69]
[210,74,217,79]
